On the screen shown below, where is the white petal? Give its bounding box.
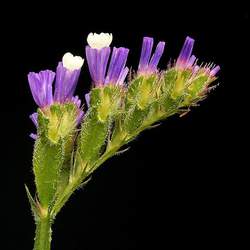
[62,52,84,71]
[87,32,113,49]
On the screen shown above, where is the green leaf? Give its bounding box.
[25,184,39,220]
[78,110,110,167]
[124,104,150,134]
[33,136,64,209]
[188,75,209,97]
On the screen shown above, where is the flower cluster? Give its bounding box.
[27,32,221,250]
[175,36,220,77]
[28,33,220,139]
[28,53,84,138]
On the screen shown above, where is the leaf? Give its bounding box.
[33,135,65,209]
[25,184,39,220]
[124,104,150,134]
[78,110,110,167]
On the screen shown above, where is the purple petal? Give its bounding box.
[117,67,129,86]
[76,110,84,126]
[29,113,38,128]
[30,133,38,140]
[71,95,81,108]
[209,65,220,77]
[105,47,129,85]
[186,55,196,68]
[54,62,81,103]
[193,65,200,75]
[176,36,195,69]
[138,37,154,72]
[28,70,55,107]
[85,93,90,108]
[86,46,111,86]
[148,41,165,72]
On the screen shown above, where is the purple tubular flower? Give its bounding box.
[71,96,84,125]
[85,93,90,108]
[193,65,200,75]
[86,45,129,86]
[85,46,111,86]
[105,47,129,85]
[29,113,38,140]
[54,62,81,103]
[176,36,195,69]
[117,67,129,86]
[71,95,81,108]
[28,70,55,108]
[186,55,196,68]
[30,133,38,140]
[209,65,220,77]
[30,113,38,127]
[138,37,165,75]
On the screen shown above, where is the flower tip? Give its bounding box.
[29,133,37,140]
[210,65,220,77]
[62,52,84,71]
[186,36,195,43]
[87,32,113,49]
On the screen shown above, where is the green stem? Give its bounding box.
[34,215,52,250]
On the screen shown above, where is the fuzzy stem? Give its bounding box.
[34,215,52,250]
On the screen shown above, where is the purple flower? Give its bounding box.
[86,32,129,86]
[186,55,196,68]
[85,93,90,108]
[29,113,38,140]
[54,63,80,102]
[30,112,38,128]
[105,47,129,85]
[176,36,195,69]
[54,52,84,103]
[86,46,129,86]
[30,133,38,140]
[85,46,111,86]
[209,65,220,77]
[138,37,165,75]
[28,70,55,108]
[28,53,84,139]
[71,95,84,125]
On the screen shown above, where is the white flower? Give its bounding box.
[87,32,113,50]
[62,52,84,71]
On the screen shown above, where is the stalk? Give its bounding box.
[33,215,52,250]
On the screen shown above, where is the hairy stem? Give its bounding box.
[34,215,52,250]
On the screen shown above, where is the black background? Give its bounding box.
[1,2,248,250]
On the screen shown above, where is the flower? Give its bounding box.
[176,36,195,69]
[28,53,84,139]
[28,70,55,108]
[85,32,129,86]
[105,47,129,85]
[85,93,90,108]
[138,37,165,75]
[209,65,220,77]
[54,52,84,103]
[186,55,196,68]
[87,33,113,49]
[29,113,38,139]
